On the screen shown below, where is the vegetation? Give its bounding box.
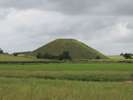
[0,63,133,71]
[120,53,133,59]
[1,53,133,63]
[36,51,72,60]
[13,51,31,56]
[109,55,125,60]
[0,48,4,54]
[0,39,133,100]
[13,53,18,56]
[32,39,107,59]
[0,78,132,100]
[0,63,132,100]
[59,51,72,60]
[0,63,132,81]
[0,54,37,61]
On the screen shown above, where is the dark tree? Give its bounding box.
[36,53,43,59]
[36,53,57,59]
[120,53,124,56]
[36,51,72,60]
[13,53,18,56]
[96,56,101,59]
[59,51,72,60]
[122,53,132,59]
[0,48,3,54]
[43,53,55,59]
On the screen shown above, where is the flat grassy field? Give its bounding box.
[0,78,133,100]
[109,55,125,60]
[0,63,133,71]
[0,63,133,100]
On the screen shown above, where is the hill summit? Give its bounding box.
[32,39,107,59]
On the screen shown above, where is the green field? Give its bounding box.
[0,78,133,100]
[0,54,36,61]
[109,55,125,60]
[0,63,132,100]
[0,63,133,71]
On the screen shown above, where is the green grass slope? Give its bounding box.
[32,39,107,59]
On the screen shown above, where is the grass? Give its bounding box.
[0,63,132,71]
[0,78,133,100]
[0,70,133,82]
[109,55,125,60]
[0,63,132,81]
[0,63,132,100]
[0,54,36,61]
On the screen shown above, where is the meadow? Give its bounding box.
[0,63,132,100]
[0,78,133,100]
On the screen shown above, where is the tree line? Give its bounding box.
[120,53,133,59]
[36,51,72,60]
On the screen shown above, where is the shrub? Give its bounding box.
[96,56,101,59]
[36,51,72,60]
[36,53,43,59]
[13,53,18,56]
[122,53,132,59]
[59,51,72,60]
[0,48,3,54]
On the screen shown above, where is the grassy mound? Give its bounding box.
[32,39,107,59]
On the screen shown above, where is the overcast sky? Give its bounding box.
[0,0,133,55]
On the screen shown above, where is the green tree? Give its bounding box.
[0,48,3,54]
[59,51,72,60]
[122,53,132,59]
[96,56,101,59]
[13,53,18,56]
[36,53,43,59]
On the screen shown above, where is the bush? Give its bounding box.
[0,48,3,54]
[59,51,72,60]
[122,53,132,59]
[36,51,72,60]
[43,53,57,59]
[36,53,58,59]
[96,56,101,59]
[13,53,18,56]
[36,53,43,59]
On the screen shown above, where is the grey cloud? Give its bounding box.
[0,8,12,19]
[0,0,133,15]
[0,9,130,54]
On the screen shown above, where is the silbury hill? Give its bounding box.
[31,39,107,60]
